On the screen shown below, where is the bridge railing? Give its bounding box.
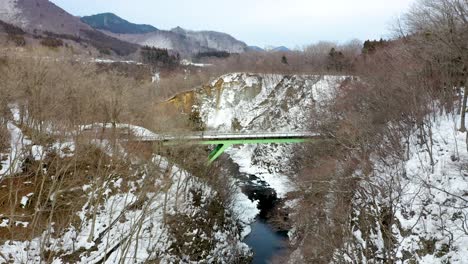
[79,123,320,142]
[137,131,320,142]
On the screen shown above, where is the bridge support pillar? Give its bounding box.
[208,143,231,164]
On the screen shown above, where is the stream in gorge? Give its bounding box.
[228,160,290,264]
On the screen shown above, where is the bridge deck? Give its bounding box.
[138,132,320,142]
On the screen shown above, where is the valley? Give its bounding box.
[1,0,468,263]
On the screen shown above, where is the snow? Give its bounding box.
[0,104,76,178]
[0,72,348,262]
[140,36,174,50]
[180,59,212,67]
[20,193,34,208]
[92,59,143,65]
[231,190,260,238]
[0,219,8,227]
[0,153,251,263]
[80,123,160,141]
[197,73,346,198]
[52,141,75,158]
[200,73,344,132]
[226,145,294,198]
[0,122,30,177]
[152,72,160,83]
[9,104,21,123]
[31,145,44,160]
[349,113,468,263]
[81,123,159,140]
[15,221,28,228]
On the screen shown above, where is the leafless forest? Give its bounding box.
[0,0,467,263]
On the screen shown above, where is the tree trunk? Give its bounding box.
[460,88,467,132]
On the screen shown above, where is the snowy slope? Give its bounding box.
[347,114,468,263]
[0,106,255,263]
[0,153,253,263]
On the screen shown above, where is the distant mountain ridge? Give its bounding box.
[246,46,291,52]
[84,13,247,55]
[169,26,247,53]
[81,13,158,34]
[0,2,249,56]
[265,46,290,52]
[0,0,139,56]
[246,46,265,52]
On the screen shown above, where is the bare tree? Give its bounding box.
[402,0,468,131]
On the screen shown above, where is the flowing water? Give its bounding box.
[239,173,289,264]
[243,218,288,264]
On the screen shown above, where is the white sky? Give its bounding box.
[51,0,416,48]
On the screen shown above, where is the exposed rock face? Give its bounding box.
[197,73,344,132]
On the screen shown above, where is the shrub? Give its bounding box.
[40,37,64,48]
[98,48,111,55]
[8,35,26,47]
[0,20,25,35]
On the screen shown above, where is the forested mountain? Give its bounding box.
[81,13,158,34]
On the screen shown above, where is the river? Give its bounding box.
[238,172,290,264]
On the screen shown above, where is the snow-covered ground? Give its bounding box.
[349,114,468,263]
[180,59,212,67]
[81,123,159,139]
[0,155,252,263]
[92,58,143,65]
[0,107,254,263]
[0,122,30,177]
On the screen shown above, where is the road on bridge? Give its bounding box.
[135,131,321,164]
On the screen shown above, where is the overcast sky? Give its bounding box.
[51,0,416,48]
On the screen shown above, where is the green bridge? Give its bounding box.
[139,132,320,164]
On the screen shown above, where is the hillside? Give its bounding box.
[101,27,247,55]
[0,1,247,56]
[102,29,211,55]
[81,13,158,34]
[170,26,247,54]
[0,0,139,56]
[84,12,248,55]
[348,114,468,263]
[0,0,90,36]
[0,59,257,263]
